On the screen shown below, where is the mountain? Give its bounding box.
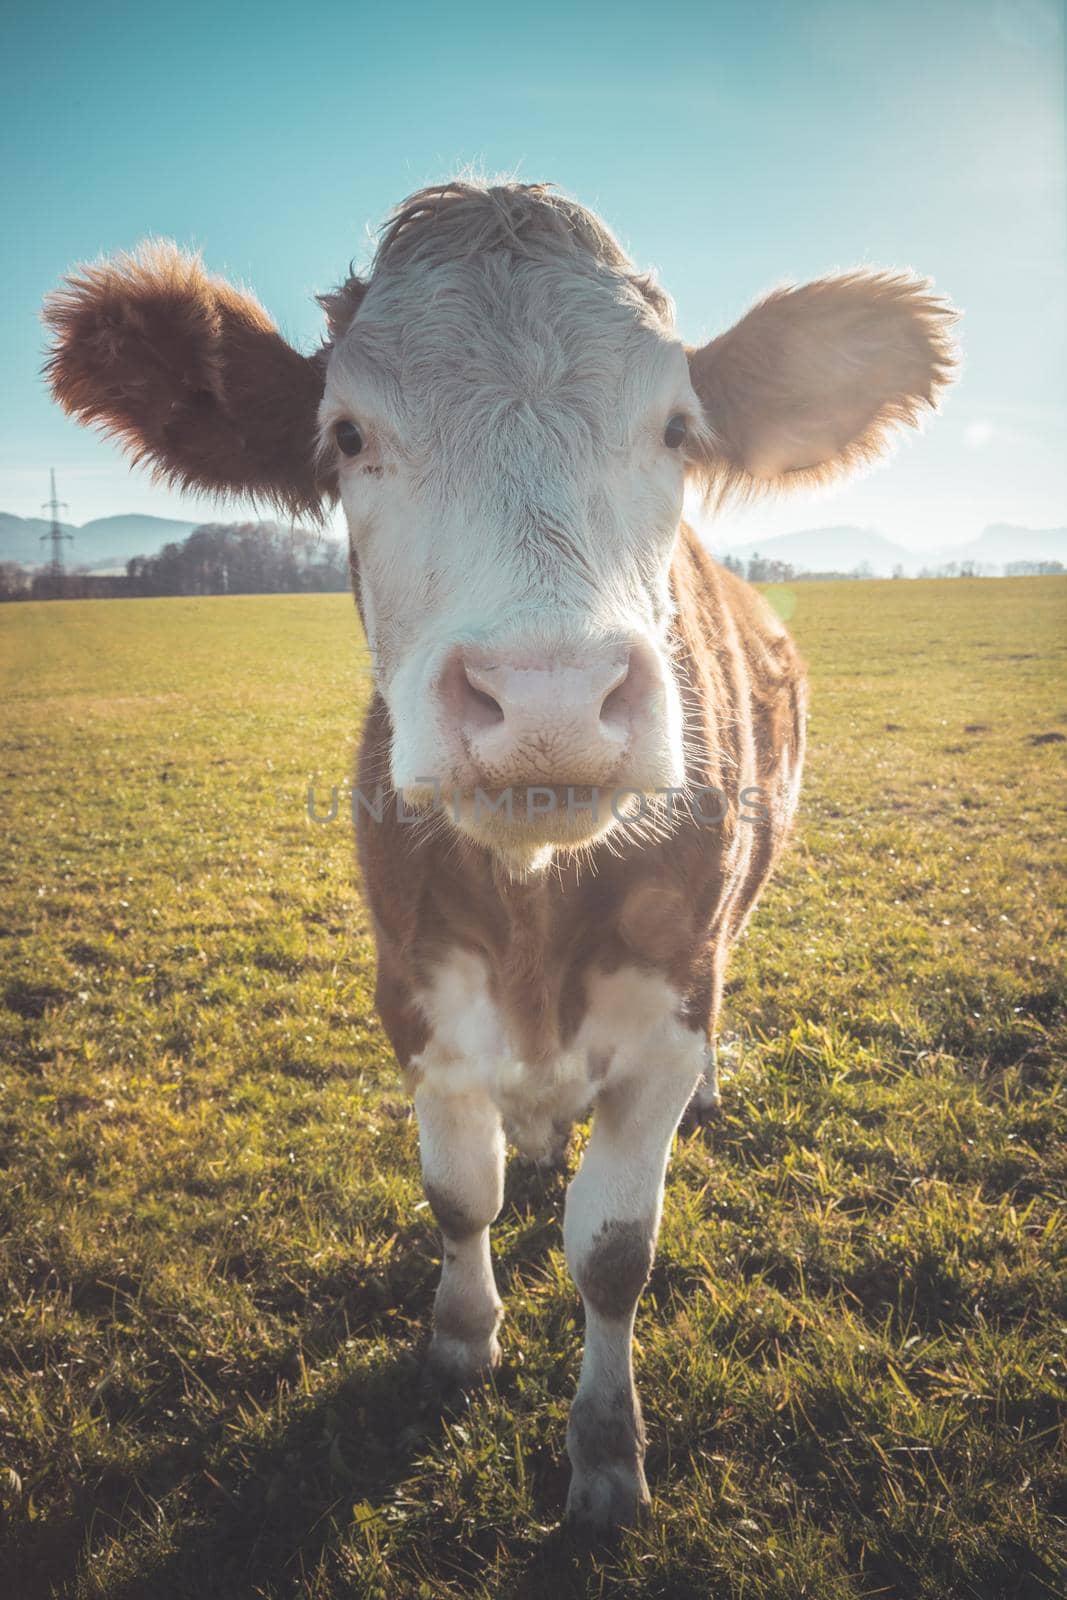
[76,514,201,568]
[930,525,1067,572]
[710,523,1067,577]
[710,525,917,577]
[0,514,63,566]
[0,511,199,571]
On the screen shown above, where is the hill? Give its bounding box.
[941,524,1067,571]
[0,510,199,571]
[711,525,914,577]
[712,522,1067,577]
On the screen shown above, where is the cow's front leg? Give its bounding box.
[563,1052,701,1529]
[414,1083,505,1389]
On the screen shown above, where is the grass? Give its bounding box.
[0,576,1065,1599]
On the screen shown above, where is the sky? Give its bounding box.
[2,0,1064,552]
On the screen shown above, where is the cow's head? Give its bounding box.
[44,180,956,865]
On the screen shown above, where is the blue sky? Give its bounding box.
[3,0,1064,549]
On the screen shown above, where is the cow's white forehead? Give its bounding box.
[326,253,682,467]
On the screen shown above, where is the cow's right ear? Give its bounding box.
[687,270,958,500]
[43,242,335,519]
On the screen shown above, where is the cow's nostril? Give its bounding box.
[600,682,629,731]
[461,665,506,727]
[599,656,632,733]
[467,682,505,723]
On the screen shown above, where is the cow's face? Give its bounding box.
[320,248,698,859]
[43,182,957,868]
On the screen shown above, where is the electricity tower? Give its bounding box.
[41,469,73,594]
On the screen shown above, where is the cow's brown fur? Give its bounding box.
[42,243,333,520]
[357,522,806,1083]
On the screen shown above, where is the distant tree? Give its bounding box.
[913,559,999,579]
[0,561,30,600]
[891,563,905,580]
[745,554,795,583]
[1005,559,1065,576]
[30,569,69,600]
[124,522,349,597]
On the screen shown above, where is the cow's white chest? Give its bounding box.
[410,948,706,1159]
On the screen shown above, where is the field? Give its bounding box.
[1,577,1065,1599]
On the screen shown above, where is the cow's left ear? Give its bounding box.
[687,271,958,497]
[43,241,334,519]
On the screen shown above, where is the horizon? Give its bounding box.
[3,0,1065,549]
[5,489,1066,556]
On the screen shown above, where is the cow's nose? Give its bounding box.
[437,642,657,789]
[461,653,631,734]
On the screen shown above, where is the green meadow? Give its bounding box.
[1,577,1064,1599]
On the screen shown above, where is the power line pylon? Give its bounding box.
[41,469,73,595]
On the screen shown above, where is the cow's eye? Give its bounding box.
[664,414,688,449]
[335,420,364,457]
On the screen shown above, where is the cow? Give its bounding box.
[43,179,956,1530]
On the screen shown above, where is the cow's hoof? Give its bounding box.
[682,1040,740,1130]
[422,1333,500,1402]
[681,1074,722,1131]
[566,1465,651,1536]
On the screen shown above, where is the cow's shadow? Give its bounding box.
[12,1269,437,1598]
[14,1164,592,1600]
